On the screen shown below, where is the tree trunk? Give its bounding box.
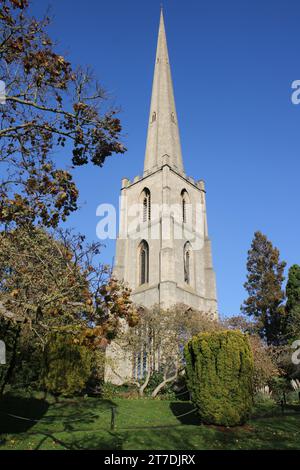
[151,369,178,398]
[139,358,151,397]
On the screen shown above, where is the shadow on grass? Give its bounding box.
[0,393,120,450]
[46,397,115,422]
[169,402,201,425]
[31,430,126,450]
[251,402,300,421]
[285,404,300,413]
[0,393,49,434]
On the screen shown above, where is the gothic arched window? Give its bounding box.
[184,241,191,284]
[139,240,149,285]
[181,189,189,223]
[141,188,151,222]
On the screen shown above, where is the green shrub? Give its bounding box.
[184,330,254,426]
[100,382,139,400]
[42,333,93,396]
[145,372,164,393]
[144,372,176,399]
[252,393,277,418]
[270,377,292,402]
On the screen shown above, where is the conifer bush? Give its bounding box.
[42,333,93,396]
[184,330,254,426]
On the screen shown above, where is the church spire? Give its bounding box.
[143,9,184,175]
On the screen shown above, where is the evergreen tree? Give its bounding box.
[241,231,286,345]
[42,333,93,396]
[184,330,254,426]
[286,264,300,341]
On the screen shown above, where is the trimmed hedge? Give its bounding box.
[184,330,254,426]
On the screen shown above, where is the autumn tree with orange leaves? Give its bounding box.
[0,0,131,394]
[0,226,138,394]
[0,0,125,228]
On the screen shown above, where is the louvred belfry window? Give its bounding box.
[181,189,189,223]
[141,188,151,222]
[184,242,191,285]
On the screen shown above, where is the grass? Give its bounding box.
[0,392,300,450]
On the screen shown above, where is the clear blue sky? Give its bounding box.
[30,0,300,317]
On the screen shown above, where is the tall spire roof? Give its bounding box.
[143,10,184,175]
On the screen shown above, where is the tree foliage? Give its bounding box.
[247,334,279,392]
[120,305,219,397]
[223,315,280,391]
[184,330,254,426]
[285,264,300,342]
[0,226,137,394]
[0,0,125,228]
[0,226,137,340]
[241,231,286,345]
[42,332,93,396]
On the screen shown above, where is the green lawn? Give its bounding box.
[0,393,300,450]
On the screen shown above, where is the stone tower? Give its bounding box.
[114,10,217,313]
[105,10,218,383]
